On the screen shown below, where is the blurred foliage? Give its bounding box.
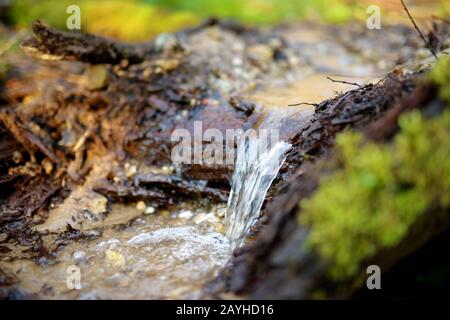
[7,0,360,41]
[299,58,450,280]
[430,56,450,102]
[81,1,197,41]
[0,63,8,80]
[8,0,198,41]
[7,0,450,41]
[145,0,357,24]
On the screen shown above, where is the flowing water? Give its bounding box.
[0,204,231,299]
[225,134,291,247]
[1,19,408,298]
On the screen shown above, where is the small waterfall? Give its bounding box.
[225,134,291,247]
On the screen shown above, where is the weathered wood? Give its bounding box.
[21,21,156,64]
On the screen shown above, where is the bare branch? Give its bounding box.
[288,102,319,107]
[326,77,362,88]
[401,0,438,60]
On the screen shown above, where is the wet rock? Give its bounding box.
[229,97,256,116]
[215,207,226,218]
[72,250,87,265]
[178,210,194,220]
[136,201,146,212]
[247,44,273,68]
[154,33,180,53]
[86,64,108,90]
[193,213,220,226]
[144,206,156,215]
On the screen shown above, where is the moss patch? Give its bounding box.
[299,59,450,280]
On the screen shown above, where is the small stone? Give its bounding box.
[193,213,219,225]
[247,44,273,67]
[216,207,226,218]
[124,163,137,178]
[178,210,194,220]
[42,158,53,175]
[105,249,125,269]
[133,218,146,225]
[144,206,156,215]
[72,250,87,265]
[154,33,178,52]
[12,151,23,164]
[86,64,108,90]
[120,59,129,68]
[161,166,174,175]
[136,201,146,212]
[232,57,243,67]
[154,59,180,73]
[160,210,170,218]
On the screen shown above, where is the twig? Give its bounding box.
[400,0,438,61]
[288,102,319,107]
[326,77,362,88]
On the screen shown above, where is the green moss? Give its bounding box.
[7,0,199,41]
[9,0,358,32]
[299,109,450,279]
[299,61,450,280]
[81,1,198,41]
[0,63,8,80]
[146,0,357,25]
[8,0,75,29]
[430,56,450,103]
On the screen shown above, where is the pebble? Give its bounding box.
[193,213,219,225]
[136,201,146,212]
[178,210,194,220]
[232,57,243,67]
[160,210,171,218]
[247,44,273,67]
[215,207,226,218]
[154,33,178,52]
[72,250,87,265]
[86,64,108,90]
[144,206,156,215]
[105,249,126,269]
[42,158,53,175]
[161,165,174,175]
[124,163,137,178]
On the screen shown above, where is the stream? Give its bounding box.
[0,19,424,299]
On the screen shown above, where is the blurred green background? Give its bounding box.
[3,0,450,41]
